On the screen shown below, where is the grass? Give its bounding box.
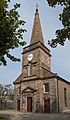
[0,116,7,120]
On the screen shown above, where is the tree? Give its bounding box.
[47,0,70,48]
[0,0,26,66]
[0,84,14,109]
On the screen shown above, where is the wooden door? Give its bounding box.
[17,100,20,111]
[27,97,32,112]
[44,99,50,113]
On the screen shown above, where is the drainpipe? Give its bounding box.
[57,77,59,113]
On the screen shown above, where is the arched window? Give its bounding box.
[28,63,32,76]
[44,83,49,93]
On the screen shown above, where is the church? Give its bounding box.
[13,8,70,113]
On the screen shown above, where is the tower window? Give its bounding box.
[64,88,67,107]
[44,83,49,93]
[28,63,32,76]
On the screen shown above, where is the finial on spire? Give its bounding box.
[36,3,39,13]
[36,3,39,9]
[30,3,44,45]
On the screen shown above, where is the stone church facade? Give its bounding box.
[13,8,70,113]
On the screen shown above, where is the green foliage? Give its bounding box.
[47,0,70,47]
[0,116,7,120]
[0,0,27,65]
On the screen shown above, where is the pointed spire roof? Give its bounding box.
[30,7,44,45]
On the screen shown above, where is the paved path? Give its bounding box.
[0,110,70,120]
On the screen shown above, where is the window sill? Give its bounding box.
[44,92,49,94]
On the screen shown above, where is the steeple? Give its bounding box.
[30,6,44,45]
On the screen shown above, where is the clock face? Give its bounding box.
[27,54,33,61]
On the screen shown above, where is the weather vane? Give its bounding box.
[36,3,39,10]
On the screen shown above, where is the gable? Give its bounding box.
[13,74,22,84]
[22,87,36,93]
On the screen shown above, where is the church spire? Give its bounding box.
[30,5,44,45]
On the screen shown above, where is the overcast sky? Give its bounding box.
[0,0,70,85]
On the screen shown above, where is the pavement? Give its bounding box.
[0,110,70,120]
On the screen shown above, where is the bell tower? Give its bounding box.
[22,7,51,80]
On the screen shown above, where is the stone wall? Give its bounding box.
[14,77,59,113]
[58,79,70,112]
[43,78,58,113]
[39,48,51,70]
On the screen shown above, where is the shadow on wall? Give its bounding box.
[50,99,58,113]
